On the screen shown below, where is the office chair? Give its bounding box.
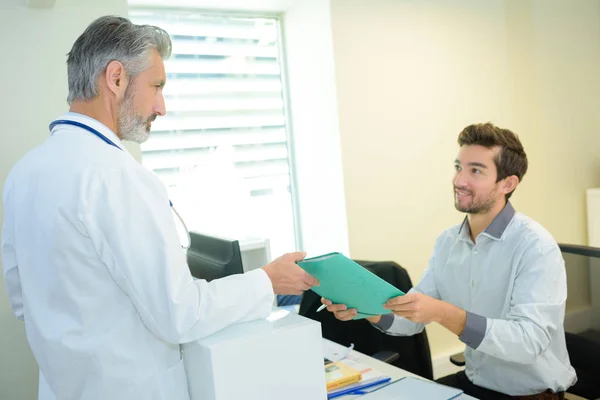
[449,243,600,400]
[299,260,434,380]
[186,231,244,281]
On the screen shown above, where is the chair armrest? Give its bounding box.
[372,350,400,364]
[449,352,466,367]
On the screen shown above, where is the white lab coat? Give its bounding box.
[1,113,275,400]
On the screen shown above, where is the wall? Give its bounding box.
[282,0,350,256]
[522,0,600,313]
[0,0,130,398]
[330,0,600,358]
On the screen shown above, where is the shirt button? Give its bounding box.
[471,281,475,287]
[474,249,479,255]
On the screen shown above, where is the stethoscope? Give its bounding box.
[49,119,192,250]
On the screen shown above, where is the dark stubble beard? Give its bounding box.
[454,187,498,214]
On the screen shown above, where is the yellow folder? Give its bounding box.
[325,361,362,391]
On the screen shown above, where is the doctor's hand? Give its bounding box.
[320,298,381,324]
[262,252,320,295]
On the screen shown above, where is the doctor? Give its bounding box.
[2,15,318,400]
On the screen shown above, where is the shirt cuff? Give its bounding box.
[372,313,395,331]
[459,312,487,349]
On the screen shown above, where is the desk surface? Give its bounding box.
[323,339,478,400]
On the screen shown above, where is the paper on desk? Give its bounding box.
[360,376,463,400]
[327,358,392,396]
[322,341,354,363]
[340,359,386,380]
[298,253,404,319]
[321,343,387,380]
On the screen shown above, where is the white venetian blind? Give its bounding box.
[129,8,297,257]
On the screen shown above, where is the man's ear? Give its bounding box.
[502,175,519,195]
[104,60,129,99]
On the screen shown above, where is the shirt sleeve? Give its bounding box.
[2,182,24,321]
[459,312,487,349]
[372,236,443,336]
[82,164,275,344]
[473,243,566,364]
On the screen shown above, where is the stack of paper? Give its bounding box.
[325,361,362,391]
[327,359,392,399]
[360,376,464,400]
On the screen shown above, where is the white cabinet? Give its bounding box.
[182,309,326,400]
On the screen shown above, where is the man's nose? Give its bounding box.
[154,94,166,116]
[453,170,467,188]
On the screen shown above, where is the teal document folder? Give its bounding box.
[361,376,463,399]
[297,253,404,319]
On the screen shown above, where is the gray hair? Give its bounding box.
[66,15,172,105]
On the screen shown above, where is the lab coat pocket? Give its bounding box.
[158,358,190,400]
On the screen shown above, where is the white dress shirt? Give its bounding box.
[374,202,576,396]
[2,112,275,400]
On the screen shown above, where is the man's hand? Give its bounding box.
[385,292,444,324]
[385,292,467,335]
[262,252,320,295]
[320,298,381,324]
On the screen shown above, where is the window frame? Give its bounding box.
[129,6,304,251]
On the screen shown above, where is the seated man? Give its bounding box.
[322,123,576,400]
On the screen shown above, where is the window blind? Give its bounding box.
[128,9,297,256]
[129,9,292,199]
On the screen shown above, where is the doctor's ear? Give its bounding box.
[104,60,129,98]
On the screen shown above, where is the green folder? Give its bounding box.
[298,252,404,320]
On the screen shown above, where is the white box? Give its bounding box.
[240,237,271,272]
[182,308,327,400]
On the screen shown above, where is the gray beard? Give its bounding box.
[118,89,151,144]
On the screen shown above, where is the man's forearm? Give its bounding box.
[436,301,467,336]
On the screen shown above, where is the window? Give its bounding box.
[129,9,298,259]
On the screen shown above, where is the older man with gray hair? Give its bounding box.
[2,15,318,400]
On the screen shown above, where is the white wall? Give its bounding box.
[330,0,600,358]
[0,1,129,398]
[282,0,350,256]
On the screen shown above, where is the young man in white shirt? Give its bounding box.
[323,123,576,400]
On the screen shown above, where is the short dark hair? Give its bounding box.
[457,122,528,200]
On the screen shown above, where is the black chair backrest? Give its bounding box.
[559,243,600,399]
[299,260,433,380]
[186,232,244,281]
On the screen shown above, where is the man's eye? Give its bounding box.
[454,165,461,171]
[472,168,481,174]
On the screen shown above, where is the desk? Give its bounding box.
[323,339,478,400]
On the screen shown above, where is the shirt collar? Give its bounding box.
[458,217,472,242]
[458,201,516,242]
[51,112,125,151]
